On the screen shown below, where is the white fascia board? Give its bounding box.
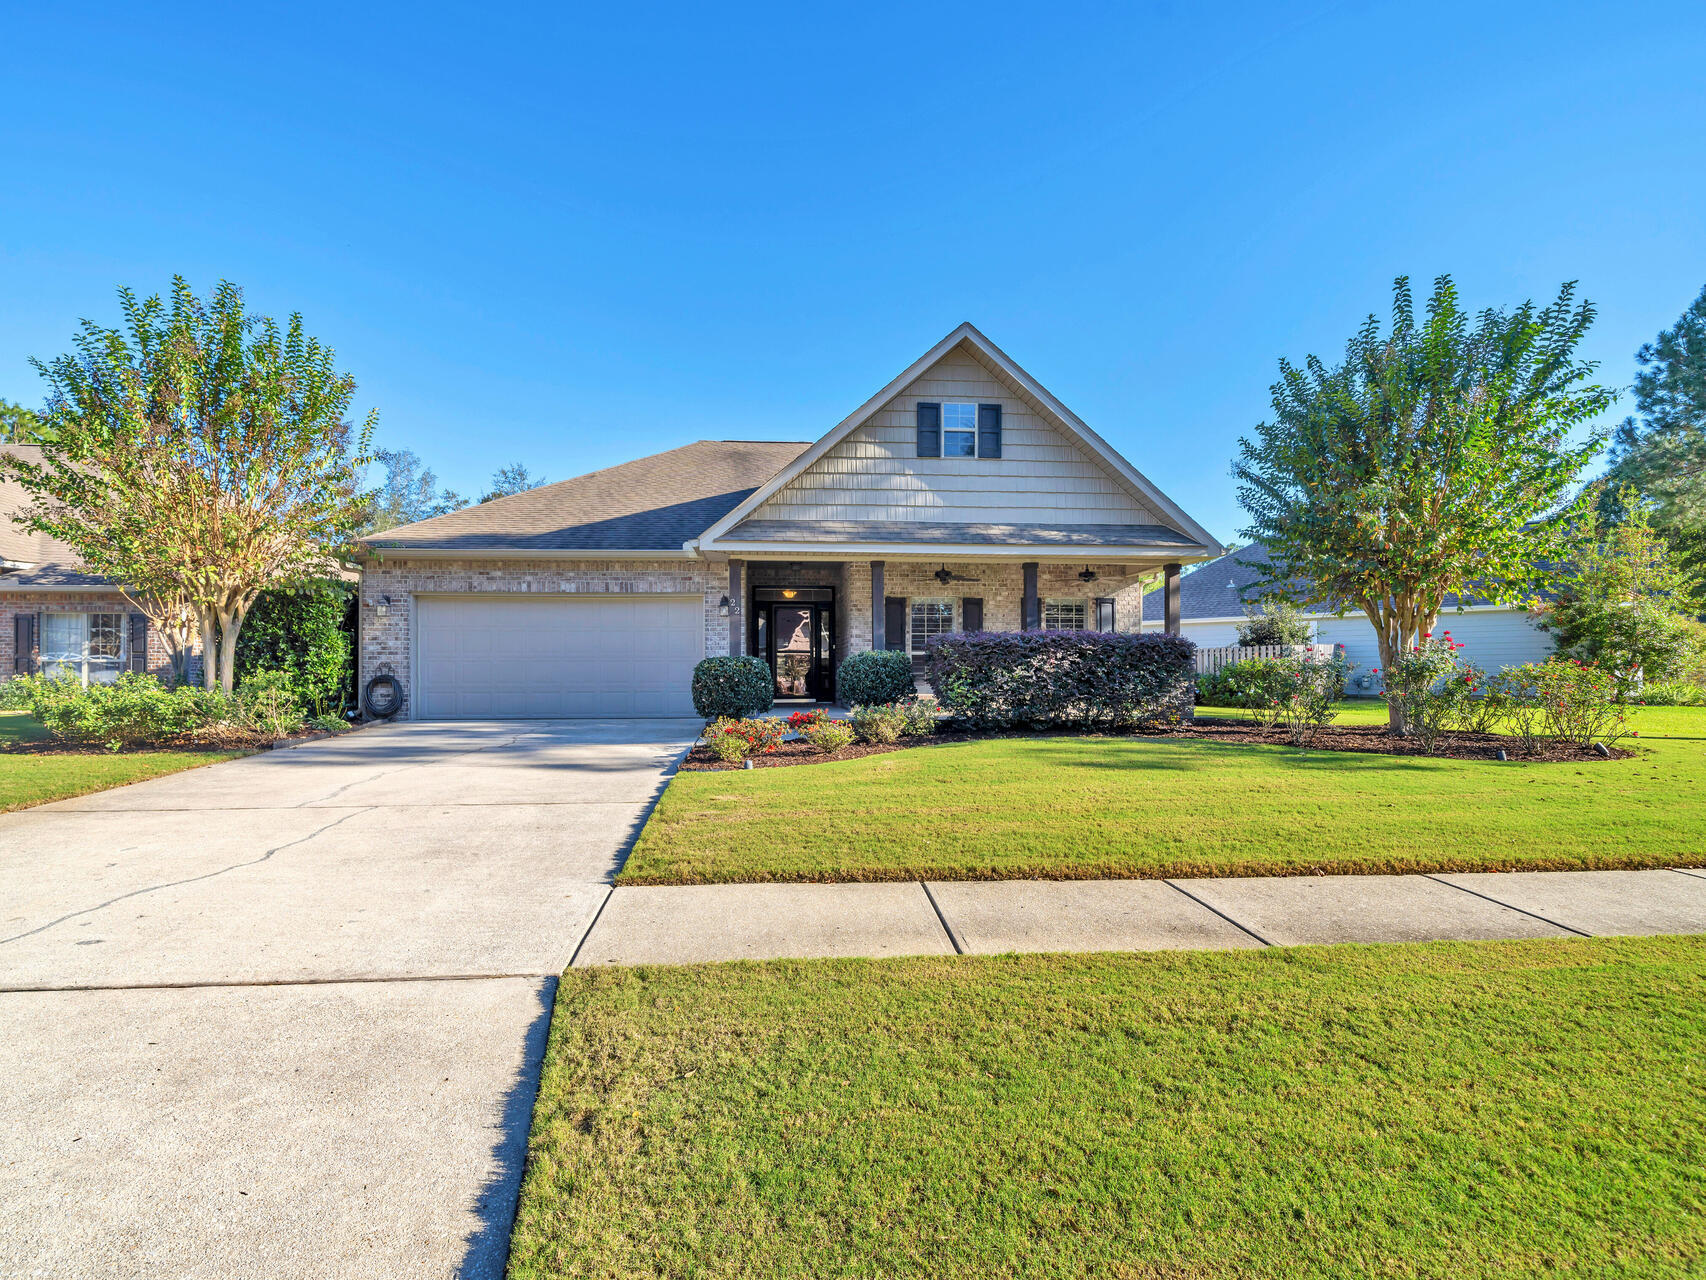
[709,541,1217,562]
[357,546,697,562]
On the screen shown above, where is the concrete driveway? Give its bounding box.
[0,718,699,1279]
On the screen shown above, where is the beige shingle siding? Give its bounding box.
[752,349,1164,526]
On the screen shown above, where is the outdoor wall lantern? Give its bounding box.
[376,595,392,617]
[717,595,731,616]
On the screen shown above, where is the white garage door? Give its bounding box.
[415,595,703,719]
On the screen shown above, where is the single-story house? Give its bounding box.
[1140,542,1555,690]
[1,444,185,684]
[357,323,1222,719]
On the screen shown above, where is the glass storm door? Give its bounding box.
[763,603,834,699]
[771,605,814,699]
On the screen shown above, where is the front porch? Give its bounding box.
[721,557,1185,704]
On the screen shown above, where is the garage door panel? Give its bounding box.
[415,597,704,719]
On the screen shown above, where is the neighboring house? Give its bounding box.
[1141,542,1555,690]
[357,323,1221,719]
[0,445,185,685]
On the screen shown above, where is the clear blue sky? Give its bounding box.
[4,1,1703,543]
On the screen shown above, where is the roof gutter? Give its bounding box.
[698,540,1217,562]
[356,545,699,563]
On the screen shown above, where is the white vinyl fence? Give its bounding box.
[1193,643,1335,676]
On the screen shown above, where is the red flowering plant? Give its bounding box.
[1495,660,1630,752]
[1377,631,1467,750]
[1274,648,1353,747]
[702,715,788,763]
[784,709,829,733]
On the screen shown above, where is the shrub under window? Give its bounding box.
[837,649,914,707]
[926,631,1195,729]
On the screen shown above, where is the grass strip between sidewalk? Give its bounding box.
[509,936,1705,1279]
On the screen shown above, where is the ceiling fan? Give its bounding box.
[933,565,979,585]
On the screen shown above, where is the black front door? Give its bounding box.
[754,588,835,701]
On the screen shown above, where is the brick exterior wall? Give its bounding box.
[357,557,729,719]
[0,591,199,683]
[355,555,1164,718]
[845,560,1153,654]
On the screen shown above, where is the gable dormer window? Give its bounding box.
[916,402,1002,459]
[941,403,978,457]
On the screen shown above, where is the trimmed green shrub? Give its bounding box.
[802,719,856,753]
[926,632,1196,730]
[836,649,914,707]
[1628,680,1706,706]
[691,656,774,719]
[236,668,308,738]
[235,581,355,717]
[19,672,236,749]
[899,695,939,736]
[850,703,908,743]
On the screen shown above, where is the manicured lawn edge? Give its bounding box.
[617,846,1706,886]
[509,936,1706,1279]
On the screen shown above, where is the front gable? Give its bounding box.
[697,323,1219,556]
[751,342,1160,525]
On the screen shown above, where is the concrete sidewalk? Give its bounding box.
[573,868,1706,965]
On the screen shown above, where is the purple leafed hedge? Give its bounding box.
[925,631,1197,729]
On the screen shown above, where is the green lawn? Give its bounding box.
[620,704,1706,884]
[0,710,244,812]
[509,936,1706,1279]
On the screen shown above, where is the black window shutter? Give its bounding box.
[128,614,148,673]
[1095,597,1116,632]
[977,404,1002,458]
[884,597,908,651]
[915,402,941,458]
[961,597,983,633]
[14,612,36,674]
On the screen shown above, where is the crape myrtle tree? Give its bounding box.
[1234,275,1614,731]
[0,278,375,691]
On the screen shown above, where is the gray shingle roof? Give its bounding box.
[361,440,811,553]
[0,444,119,590]
[726,519,1204,548]
[1142,541,1513,620]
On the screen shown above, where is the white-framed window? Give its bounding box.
[941,403,977,458]
[40,612,127,684]
[1043,599,1088,631]
[910,598,954,655]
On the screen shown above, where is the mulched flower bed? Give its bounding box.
[1177,718,1635,762]
[680,719,1635,770]
[681,734,957,770]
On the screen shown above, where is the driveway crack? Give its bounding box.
[293,731,535,807]
[0,809,368,946]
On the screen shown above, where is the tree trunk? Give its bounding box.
[1365,594,1443,734]
[217,611,240,693]
[198,608,220,690]
[216,600,253,694]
